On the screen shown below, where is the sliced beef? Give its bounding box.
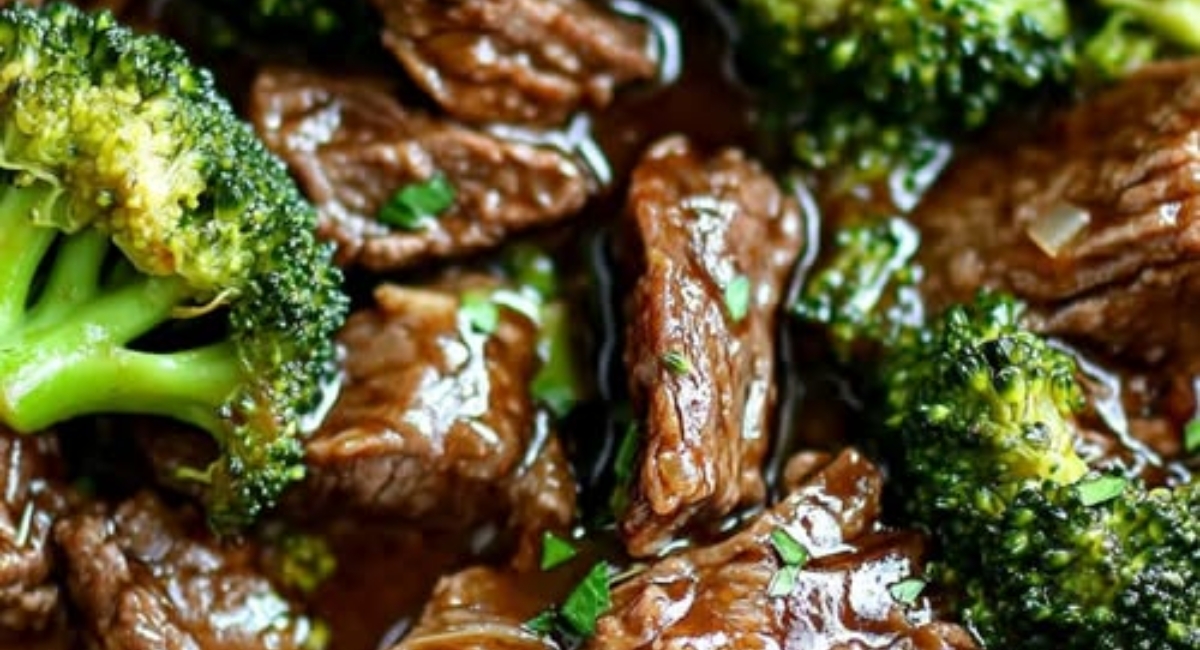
[54,492,319,650]
[913,60,1200,368]
[251,67,591,271]
[373,0,657,126]
[618,136,804,556]
[591,449,977,650]
[389,567,553,650]
[0,427,70,638]
[300,283,576,544]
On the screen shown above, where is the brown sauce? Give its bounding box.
[7,2,1193,649]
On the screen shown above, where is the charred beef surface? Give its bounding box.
[300,283,575,545]
[251,68,591,271]
[913,61,1200,369]
[618,136,803,556]
[372,0,658,126]
[0,427,70,638]
[592,450,976,650]
[54,492,318,650]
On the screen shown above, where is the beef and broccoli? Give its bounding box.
[0,1,1195,649]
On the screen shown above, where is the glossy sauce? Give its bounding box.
[12,2,1193,650]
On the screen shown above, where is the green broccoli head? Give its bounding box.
[968,479,1199,649]
[792,216,923,361]
[1079,1,1200,81]
[0,3,348,530]
[205,0,377,53]
[882,294,1199,649]
[883,293,1088,505]
[736,0,1074,174]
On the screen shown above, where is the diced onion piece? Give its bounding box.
[1027,202,1091,257]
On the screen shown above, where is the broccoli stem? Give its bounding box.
[0,182,242,435]
[0,184,58,331]
[26,228,109,325]
[0,271,240,430]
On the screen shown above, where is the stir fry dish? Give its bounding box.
[0,1,1195,649]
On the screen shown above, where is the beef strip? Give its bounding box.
[299,283,576,544]
[372,0,657,127]
[251,67,591,271]
[389,567,554,650]
[0,427,70,638]
[591,449,977,650]
[913,60,1200,368]
[619,136,804,556]
[54,492,319,650]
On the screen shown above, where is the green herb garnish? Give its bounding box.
[460,291,499,335]
[725,275,752,323]
[767,564,800,597]
[1185,419,1200,454]
[766,526,810,599]
[888,578,926,606]
[1077,475,1128,507]
[378,173,456,230]
[540,532,578,571]
[769,528,809,567]
[561,562,612,637]
[660,350,691,375]
[524,609,557,635]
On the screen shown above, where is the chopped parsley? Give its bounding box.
[1077,475,1128,507]
[460,291,499,335]
[767,564,800,597]
[524,609,557,635]
[769,528,809,566]
[1186,419,1200,454]
[524,562,613,639]
[660,350,691,375]
[609,423,640,513]
[725,274,752,323]
[561,562,612,636]
[377,173,456,230]
[540,532,578,571]
[767,526,810,599]
[888,578,926,606]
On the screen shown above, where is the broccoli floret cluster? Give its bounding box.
[737,0,1075,175]
[0,3,348,530]
[881,295,1199,649]
[791,216,923,360]
[736,0,1200,177]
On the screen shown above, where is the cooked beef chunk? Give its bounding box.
[54,492,319,650]
[372,0,657,126]
[301,283,576,542]
[592,449,977,650]
[389,567,551,650]
[618,136,804,556]
[251,67,591,271]
[0,427,70,637]
[913,60,1200,368]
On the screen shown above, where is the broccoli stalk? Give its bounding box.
[0,4,348,530]
[881,295,1199,649]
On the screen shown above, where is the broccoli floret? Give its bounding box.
[736,0,1075,175]
[792,216,923,360]
[881,294,1199,649]
[263,529,337,596]
[205,0,377,52]
[0,4,348,530]
[1078,1,1200,81]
